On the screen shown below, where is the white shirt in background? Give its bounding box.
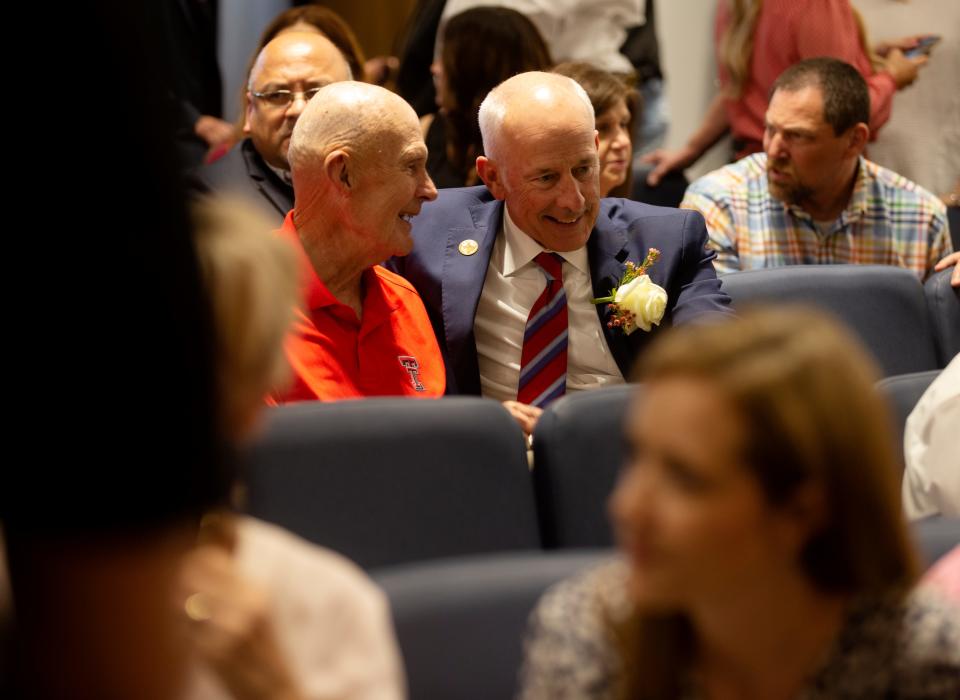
[902,355,960,519]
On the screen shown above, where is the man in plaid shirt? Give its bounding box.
[682,58,958,285]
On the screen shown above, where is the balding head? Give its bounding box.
[289,82,417,175]
[288,82,437,262]
[475,71,600,253]
[244,32,352,170]
[479,71,594,161]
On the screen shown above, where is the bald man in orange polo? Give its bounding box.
[268,82,443,403]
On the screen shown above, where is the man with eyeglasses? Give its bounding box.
[189,32,352,222]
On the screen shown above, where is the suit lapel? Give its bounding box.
[242,141,294,217]
[588,211,635,378]
[441,199,503,391]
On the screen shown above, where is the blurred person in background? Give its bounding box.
[643,0,928,187]
[422,6,552,188]
[202,3,370,166]
[856,0,959,202]
[901,354,960,520]
[188,31,353,223]
[553,62,639,198]
[681,58,955,281]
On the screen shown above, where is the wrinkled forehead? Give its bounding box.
[370,119,424,156]
[498,108,597,162]
[355,101,426,160]
[766,86,828,129]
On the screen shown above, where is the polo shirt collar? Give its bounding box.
[277,212,398,325]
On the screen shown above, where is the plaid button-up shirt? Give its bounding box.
[681,154,952,279]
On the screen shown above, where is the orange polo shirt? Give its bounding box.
[270,212,445,403]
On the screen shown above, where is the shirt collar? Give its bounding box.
[267,160,293,186]
[277,212,396,324]
[501,205,589,276]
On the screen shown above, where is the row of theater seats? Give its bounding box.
[247,382,956,700]
[245,263,958,700]
[720,264,958,375]
[246,376,953,570]
[949,206,960,253]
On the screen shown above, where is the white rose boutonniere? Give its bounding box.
[614,274,668,332]
[591,248,667,335]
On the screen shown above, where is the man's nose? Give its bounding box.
[284,92,312,119]
[556,174,586,212]
[612,125,631,152]
[419,172,438,202]
[766,131,787,160]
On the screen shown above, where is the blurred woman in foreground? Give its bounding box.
[180,198,405,700]
[519,308,960,699]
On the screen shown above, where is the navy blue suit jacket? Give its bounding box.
[389,186,732,395]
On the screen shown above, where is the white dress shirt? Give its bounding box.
[474,208,624,403]
[902,355,960,520]
[440,0,645,73]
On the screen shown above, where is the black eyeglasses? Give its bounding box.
[250,87,324,108]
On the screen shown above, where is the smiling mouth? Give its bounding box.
[545,214,582,225]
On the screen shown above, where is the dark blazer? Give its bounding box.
[389,186,733,395]
[187,138,293,223]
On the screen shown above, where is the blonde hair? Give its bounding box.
[192,197,299,437]
[718,1,880,96]
[718,0,764,97]
[851,6,883,70]
[614,306,919,699]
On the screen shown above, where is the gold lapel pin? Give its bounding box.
[458,239,479,256]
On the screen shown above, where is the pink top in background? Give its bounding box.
[715,0,895,155]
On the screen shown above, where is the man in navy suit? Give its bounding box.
[391,72,731,433]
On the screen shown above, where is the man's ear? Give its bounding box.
[324,150,351,192]
[846,122,869,157]
[243,93,253,134]
[476,156,506,200]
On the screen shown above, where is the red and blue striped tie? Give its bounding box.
[517,252,568,408]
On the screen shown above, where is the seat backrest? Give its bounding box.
[911,516,960,570]
[875,369,941,474]
[923,266,960,367]
[721,265,939,376]
[947,206,960,252]
[532,385,635,548]
[375,549,612,700]
[244,397,540,569]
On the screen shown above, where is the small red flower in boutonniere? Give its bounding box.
[591,248,667,335]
